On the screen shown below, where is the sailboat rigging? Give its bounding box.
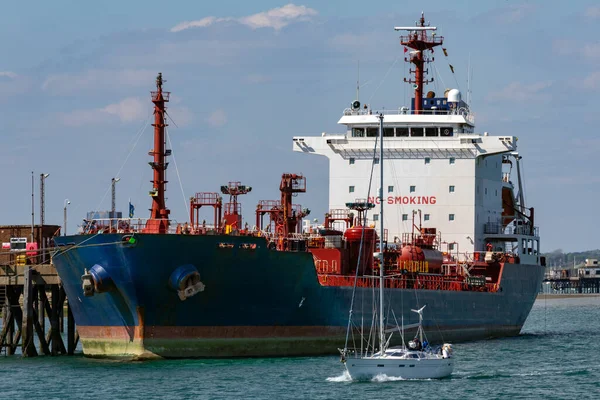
[340,113,454,381]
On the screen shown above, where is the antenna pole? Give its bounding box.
[356,60,360,102]
[467,53,472,105]
[31,171,34,243]
[378,113,385,353]
[40,173,48,263]
[419,310,424,344]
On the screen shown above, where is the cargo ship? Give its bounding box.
[52,14,545,358]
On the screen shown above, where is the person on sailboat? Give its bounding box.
[409,337,422,351]
[442,344,453,359]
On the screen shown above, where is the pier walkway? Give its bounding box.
[543,276,600,294]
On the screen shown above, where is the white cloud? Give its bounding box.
[42,69,157,94]
[171,16,233,32]
[239,3,317,30]
[585,6,600,18]
[553,39,600,61]
[207,109,227,127]
[103,97,147,122]
[495,4,536,24]
[582,71,600,90]
[486,81,552,103]
[171,3,317,32]
[582,42,600,59]
[60,97,147,127]
[0,71,17,79]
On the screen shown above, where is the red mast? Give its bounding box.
[145,72,171,233]
[399,13,443,114]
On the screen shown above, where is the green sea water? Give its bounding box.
[1,296,599,400]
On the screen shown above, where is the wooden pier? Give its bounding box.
[1,263,79,356]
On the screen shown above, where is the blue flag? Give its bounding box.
[129,200,135,218]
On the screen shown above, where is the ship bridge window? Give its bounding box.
[384,127,395,137]
[352,128,365,137]
[349,158,355,165]
[425,127,438,137]
[367,127,378,137]
[411,127,424,137]
[449,157,455,164]
[396,127,409,137]
[441,127,454,137]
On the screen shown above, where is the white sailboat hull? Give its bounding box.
[345,357,454,380]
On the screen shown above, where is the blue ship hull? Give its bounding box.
[53,233,544,358]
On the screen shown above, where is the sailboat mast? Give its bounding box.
[378,113,385,352]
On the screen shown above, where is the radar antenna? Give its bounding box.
[395,13,443,114]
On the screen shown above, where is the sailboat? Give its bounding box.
[341,113,455,381]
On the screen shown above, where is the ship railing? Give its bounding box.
[80,218,181,234]
[484,222,539,237]
[401,232,441,249]
[190,223,219,231]
[342,107,474,120]
[317,273,499,293]
[151,91,170,101]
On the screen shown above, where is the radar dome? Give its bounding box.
[447,89,461,103]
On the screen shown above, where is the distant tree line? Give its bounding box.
[542,249,600,269]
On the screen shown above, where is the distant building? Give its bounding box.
[0,224,61,265]
[578,259,600,278]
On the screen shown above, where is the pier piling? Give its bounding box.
[1,264,78,356]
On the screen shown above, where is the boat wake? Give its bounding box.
[459,366,594,380]
[327,371,427,383]
[326,371,352,382]
[371,374,408,382]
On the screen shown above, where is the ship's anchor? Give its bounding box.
[169,264,205,301]
[81,269,95,296]
[81,264,115,297]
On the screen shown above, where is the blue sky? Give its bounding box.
[1,1,599,251]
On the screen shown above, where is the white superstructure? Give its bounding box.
[294,100,540,262]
